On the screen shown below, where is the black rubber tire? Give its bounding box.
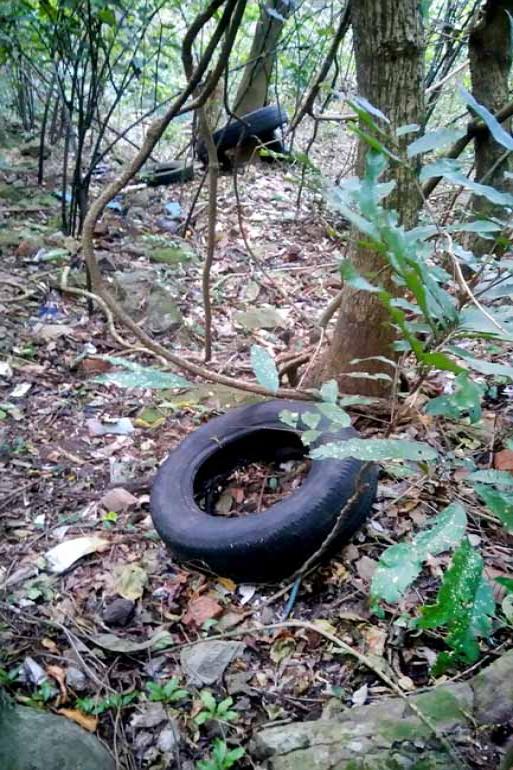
[196,105,288,165]
[143,161,194,187]
[150,400,377,583]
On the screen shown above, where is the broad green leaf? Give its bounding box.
[460,86,513,152]
[316,402,351,427]
[419,539,494,673]
[95,358,189,390]
[420,159,513,207]
[447,219,502,234]
[396,123,420,137]
[301,411,321,430]
[449,346,513,380]
[474,484,513,532]
[311,437,437,462]
[425,373,483,424]
[371,503,467,603]
[301,429,322,446]
[407,127,466,157]
[467,470,513,486]
[372,542,423,603]
[419,351,465,375]
[496,577,513,593]
[339,260,380,292]
[250,345,279,393]
[319,380,338,403]
[413,503,467,556]
[279,409,299,429]
[352,95,390,124]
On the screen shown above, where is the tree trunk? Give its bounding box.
[233,0,292,115]
[469,0,513,250]
[314,0,425,397]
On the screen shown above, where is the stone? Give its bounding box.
[180,640,245,686]
[147,286,183,334]
[0,691,114,770]
[102,597,136,627]
[252,652,513,770]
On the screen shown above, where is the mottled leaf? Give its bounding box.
[250,345,279,393]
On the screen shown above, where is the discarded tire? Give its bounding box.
[150,400,377,582]
[143,161,194,187]
[196,105,288,166]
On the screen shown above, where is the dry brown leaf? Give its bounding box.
[182,596,223,628]
[58,707,98,732]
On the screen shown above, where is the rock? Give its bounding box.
[157,721,180,752]
[65,667,87,692]
[0,692,114,770]
[130,702,168,730]
[147,286,183,334]
[102,598,136,627]
[252,651,513,770]
[234,306,286,330]
[180,640,245,686]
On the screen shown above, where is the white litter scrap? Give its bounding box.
[45,536,109,574]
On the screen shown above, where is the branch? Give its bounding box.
[289,0,351,131]
[423,98,513,198]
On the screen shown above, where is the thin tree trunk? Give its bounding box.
[233,0,291,115]
[469,0,513,250]
[314,0,425,397]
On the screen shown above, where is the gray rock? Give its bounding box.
[102,597,136,627]
[147,286,183,334]
[65,667,87,692]
[252,652,513,770]
[180,640,245,685]
[0,692,114,770]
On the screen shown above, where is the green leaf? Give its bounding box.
[301,429,322,446]
[279,409,299,429]
[474,484,513,532]
[407,127,466,157]
[316,402,351,427]
[449,346,513,380]
[396,123,420,137]
[425,373,483,424]
[420,159,513,207]
[459,86,513,152]
[339,260,380,292]
[311,437,437,462]
[319,380,338,403]
[250,345,279,393]
[338,396,376,407]
[418,539,494,673]
[94,357,189,390]
[496,577,513,593]
[467,469,513,487]
[301,411,321,430]
[352,96,390,124]
[199,690,217,712]
[371,503,467,603]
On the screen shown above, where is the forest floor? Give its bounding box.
[0,121,512,770]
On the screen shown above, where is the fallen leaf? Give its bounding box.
[45,536,109,574]
[58,708,98,732]
[182,596,223,628]
[494,450,513,472]
[91,628,172,654]
[113,563,148,600]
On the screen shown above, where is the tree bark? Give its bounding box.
[469,0,513,247]
[233,0,292,115]
[314,0,425,397]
